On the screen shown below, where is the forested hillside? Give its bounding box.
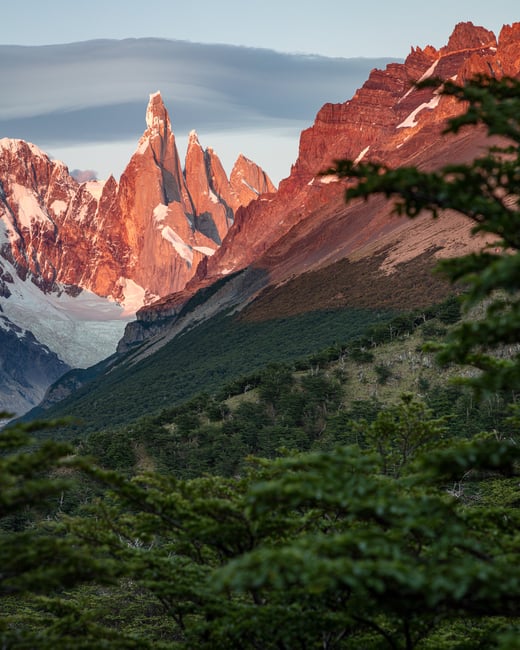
[26,242,455,435]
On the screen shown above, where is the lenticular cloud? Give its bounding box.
[0,38,396,146]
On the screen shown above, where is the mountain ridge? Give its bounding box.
[0,94,274,413]
[6,20,520,423]
[124,21,519,347]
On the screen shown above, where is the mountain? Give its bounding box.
[25,21,520,433]
[0,312,69,417]
[0,92,275,311]
[0,93,274,415]
[123,21,520,344]
[203,22,513,276]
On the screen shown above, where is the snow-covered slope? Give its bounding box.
[0,250,131,415]
[0,311,70,417]
[0,253,132,368]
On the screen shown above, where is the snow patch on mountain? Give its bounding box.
[10,183,51,229]
[84,180,106,200]
[193,246,216,256]
[419,59,440,83]
[153,203,169,222]
[160,226,194,264]
[399,60,440,104]
[241,178,260,195]
[0,314,24,340]
[0,254,132,368]
[397,95,441,129]
[51,199,67,215]
[318,174,339,184]
[117,277,155,314]
[354,146,370,164]
[153,203,194,264]
[208,188,220,204]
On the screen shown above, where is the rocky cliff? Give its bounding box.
[0,92,276,312]
[203,22,508,278]
[0,93,274,413]
[127,21,520,340]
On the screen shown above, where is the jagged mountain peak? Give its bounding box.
[232,152,265,176]
[0,90,277,413]
[499,22,520,46]
[188,129,201,145]
[0,137,72,198]
[0,90,275,370]
[0,90,276,309]
[145,90,171,133]
[128,20,520,340]
[442,21,497,53]
[229,154,276,206]
[0,137,47,158]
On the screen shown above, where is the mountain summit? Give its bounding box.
[0,91,275,314]
[0,93,275,412]
[125,21,520,341]
[145,90,172,132]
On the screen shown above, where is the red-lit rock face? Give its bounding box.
[0,92,275,310]
[3,21,520,328]
[193,21,520,291]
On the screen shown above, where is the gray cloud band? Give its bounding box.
[0,39,397,145]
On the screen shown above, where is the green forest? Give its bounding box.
[1,75,520,649]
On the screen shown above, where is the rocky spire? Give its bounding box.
[0,92,276,313]
[442,21,496,53]
[230,153,277,206]
[185,130,233,244]
[145,90,171,134]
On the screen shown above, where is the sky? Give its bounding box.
[1,0,518,184]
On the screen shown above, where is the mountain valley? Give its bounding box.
[0,94,274,414]
[2,21,520,426]
[3,18,520,650]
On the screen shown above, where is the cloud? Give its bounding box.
[0,39,397,144]
[70,169,98,182]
